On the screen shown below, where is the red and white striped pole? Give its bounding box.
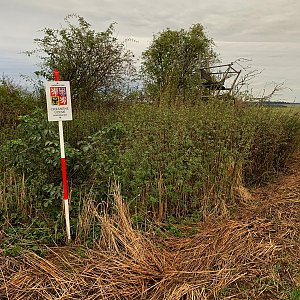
[54,69,71,241]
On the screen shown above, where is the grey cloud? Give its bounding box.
[0,0,299,101]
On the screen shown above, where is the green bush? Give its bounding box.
[0,78,43,143]
[244,107,300,184]
[1,101,299,236]
[0,109,79,215]
[75,102,300,220]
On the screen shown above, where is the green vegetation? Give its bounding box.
[1,16,300,299]
[1,16,300,246]
[141,24,217,104]
[0,77,43,143]
[26,14,135,107]
[289,286,300,300]
[1,81,299,247]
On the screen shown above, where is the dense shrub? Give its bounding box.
[0,109,79,214]
[90,103,299,219]
[0,78,43,142]
[28,15,135,107]
[244,108,300,184]
[1,101,299,232]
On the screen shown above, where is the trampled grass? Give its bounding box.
[1,172,300,299]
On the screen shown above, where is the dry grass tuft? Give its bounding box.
[1,162,300,299]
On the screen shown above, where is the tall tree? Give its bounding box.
[27,14,135,106]
[141,24,218,104]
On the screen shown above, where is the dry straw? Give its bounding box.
[1,163,300,299]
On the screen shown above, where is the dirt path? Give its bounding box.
[237,154,300,249]
[252,153,300,205]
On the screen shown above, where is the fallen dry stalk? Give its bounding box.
[1,163,300,299]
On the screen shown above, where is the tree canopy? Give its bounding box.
[141,24,218,104]
[27,15,135,106]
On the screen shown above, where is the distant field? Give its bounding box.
[263,101,300,108]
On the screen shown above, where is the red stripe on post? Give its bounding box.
[54,69,60,81]
[61,158,68,200]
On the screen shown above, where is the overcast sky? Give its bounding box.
[1,0,299,102]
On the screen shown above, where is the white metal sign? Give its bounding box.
[45,81,72,121]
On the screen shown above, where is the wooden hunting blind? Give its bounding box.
[200,63,241,97]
